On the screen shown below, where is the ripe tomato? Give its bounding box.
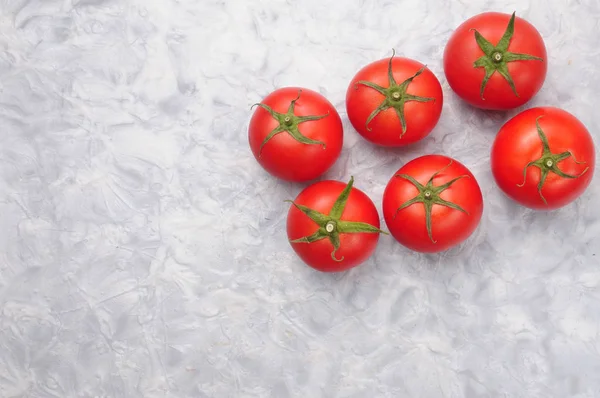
[491,107,595,210]
[443,12,547,110]
[345,50,443,147]
[248,87,343,182]
[286,176,387,272]
[382,155,483,253]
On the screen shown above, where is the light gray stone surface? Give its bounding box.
[1,0,599,397]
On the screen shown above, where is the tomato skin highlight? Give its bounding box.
[248,87,343,182]
[382,155,484,253]
[286,180,382,272]
[491,107,595,210]
[346,56,443,147]
[443,12,547,110]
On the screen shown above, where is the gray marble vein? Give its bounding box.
[1,0,600,397]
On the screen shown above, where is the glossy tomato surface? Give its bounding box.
[287,180,382,272]
[249,87,343,182]
[491,107,595,210]
[443,12,547,110]
[346,55,443,147]
[382,155,484,253]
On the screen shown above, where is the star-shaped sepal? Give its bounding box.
[471,12,544,99]
[393,161,469,243]
[517,116,589,204]
[287,177,388,262]
[251,90,330,157]
[355,49,435,138]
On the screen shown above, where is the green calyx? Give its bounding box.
[356,49,435,138]
[287,176,388,262]
[471,11,544,99]
[393,161,469,243]
[517,116,589,204]
[251,90,330,158]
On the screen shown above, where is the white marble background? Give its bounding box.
[1,0,599,397]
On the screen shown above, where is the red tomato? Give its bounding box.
[248,87,343,182]
[286,176,386,272]
[346,51,443,147]
[491,107,595,210]
[443,12,547,110]
[382,155,483,253]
